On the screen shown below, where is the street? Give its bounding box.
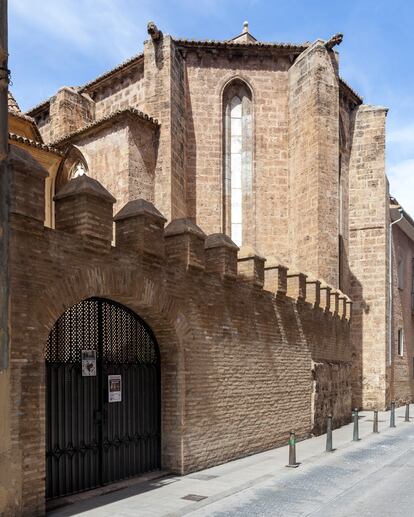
[49,405,414,517]
[191,417,414,517]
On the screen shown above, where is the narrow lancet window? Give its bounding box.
[230,96,243,245]
[223,80,253,247]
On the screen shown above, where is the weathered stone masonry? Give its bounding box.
[1,146,351,515]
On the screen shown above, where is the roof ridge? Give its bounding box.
[78,52,144,93]
[8,110,44,143]
[173,37,310,49]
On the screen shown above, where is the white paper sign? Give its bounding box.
[108,374,122,402]
[81,350,96,377]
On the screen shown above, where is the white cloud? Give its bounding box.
[11,0,155,59]
[388,158,414,217]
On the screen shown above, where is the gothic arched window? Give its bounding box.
[223,80,253,247]
[70,161,88,179]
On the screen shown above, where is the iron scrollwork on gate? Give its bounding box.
[45,298,160,500]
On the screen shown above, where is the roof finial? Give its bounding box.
[243,21,249,34]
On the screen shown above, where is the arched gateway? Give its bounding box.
[45,298,161,500]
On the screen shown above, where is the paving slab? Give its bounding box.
[48,405,411,516]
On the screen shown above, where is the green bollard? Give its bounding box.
[286,430,299,468]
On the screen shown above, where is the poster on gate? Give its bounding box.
[108,374,122,402]
[81,350,97,377]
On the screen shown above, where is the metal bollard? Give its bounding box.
[353,408,360,441]
[373,410,379,433]
[326,415,334,452]
[390,401,396,428]
[286,430,299,468]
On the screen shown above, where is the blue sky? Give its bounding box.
[9,0,414,214]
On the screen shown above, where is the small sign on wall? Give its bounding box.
[108,374,122,402]
[81,350,97,377]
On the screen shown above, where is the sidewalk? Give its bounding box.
[49,405,411,516]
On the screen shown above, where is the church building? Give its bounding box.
[1,22,414,515]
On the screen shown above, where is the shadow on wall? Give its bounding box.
[184,65,197,222]
[392,231,414,406]
[349,265,367,410]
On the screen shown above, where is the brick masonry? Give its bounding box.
[0,146,351,515]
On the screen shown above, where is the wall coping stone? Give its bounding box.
[114,199,166,222]
[165,218,206,239]
[205,233,239,250]
[54,175,116,203]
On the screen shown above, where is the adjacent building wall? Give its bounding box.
[391,224,414,404]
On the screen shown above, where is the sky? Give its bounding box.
[8,0,414,215]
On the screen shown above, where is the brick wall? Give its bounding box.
[1,146,351,515]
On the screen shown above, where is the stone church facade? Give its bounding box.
[1,22,413,515]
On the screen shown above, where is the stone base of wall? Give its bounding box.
[312,360,352,435]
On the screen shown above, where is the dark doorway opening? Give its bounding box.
[45,298,161,500]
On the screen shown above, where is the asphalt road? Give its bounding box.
[190,421,414,517]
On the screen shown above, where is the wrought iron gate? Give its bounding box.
[45,298,160,500]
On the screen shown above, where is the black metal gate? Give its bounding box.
[45,298,160,500]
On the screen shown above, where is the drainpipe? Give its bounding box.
[388,207,403,367]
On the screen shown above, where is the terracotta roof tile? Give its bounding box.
[79,52,144,92]
[174,38,309,51]
[8,132,64,156]
[339,77,363,104]
[8,91,21,113]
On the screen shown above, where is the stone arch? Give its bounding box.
[32,266,191,481]
[55,144,90,194]
[219,74,256,102]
